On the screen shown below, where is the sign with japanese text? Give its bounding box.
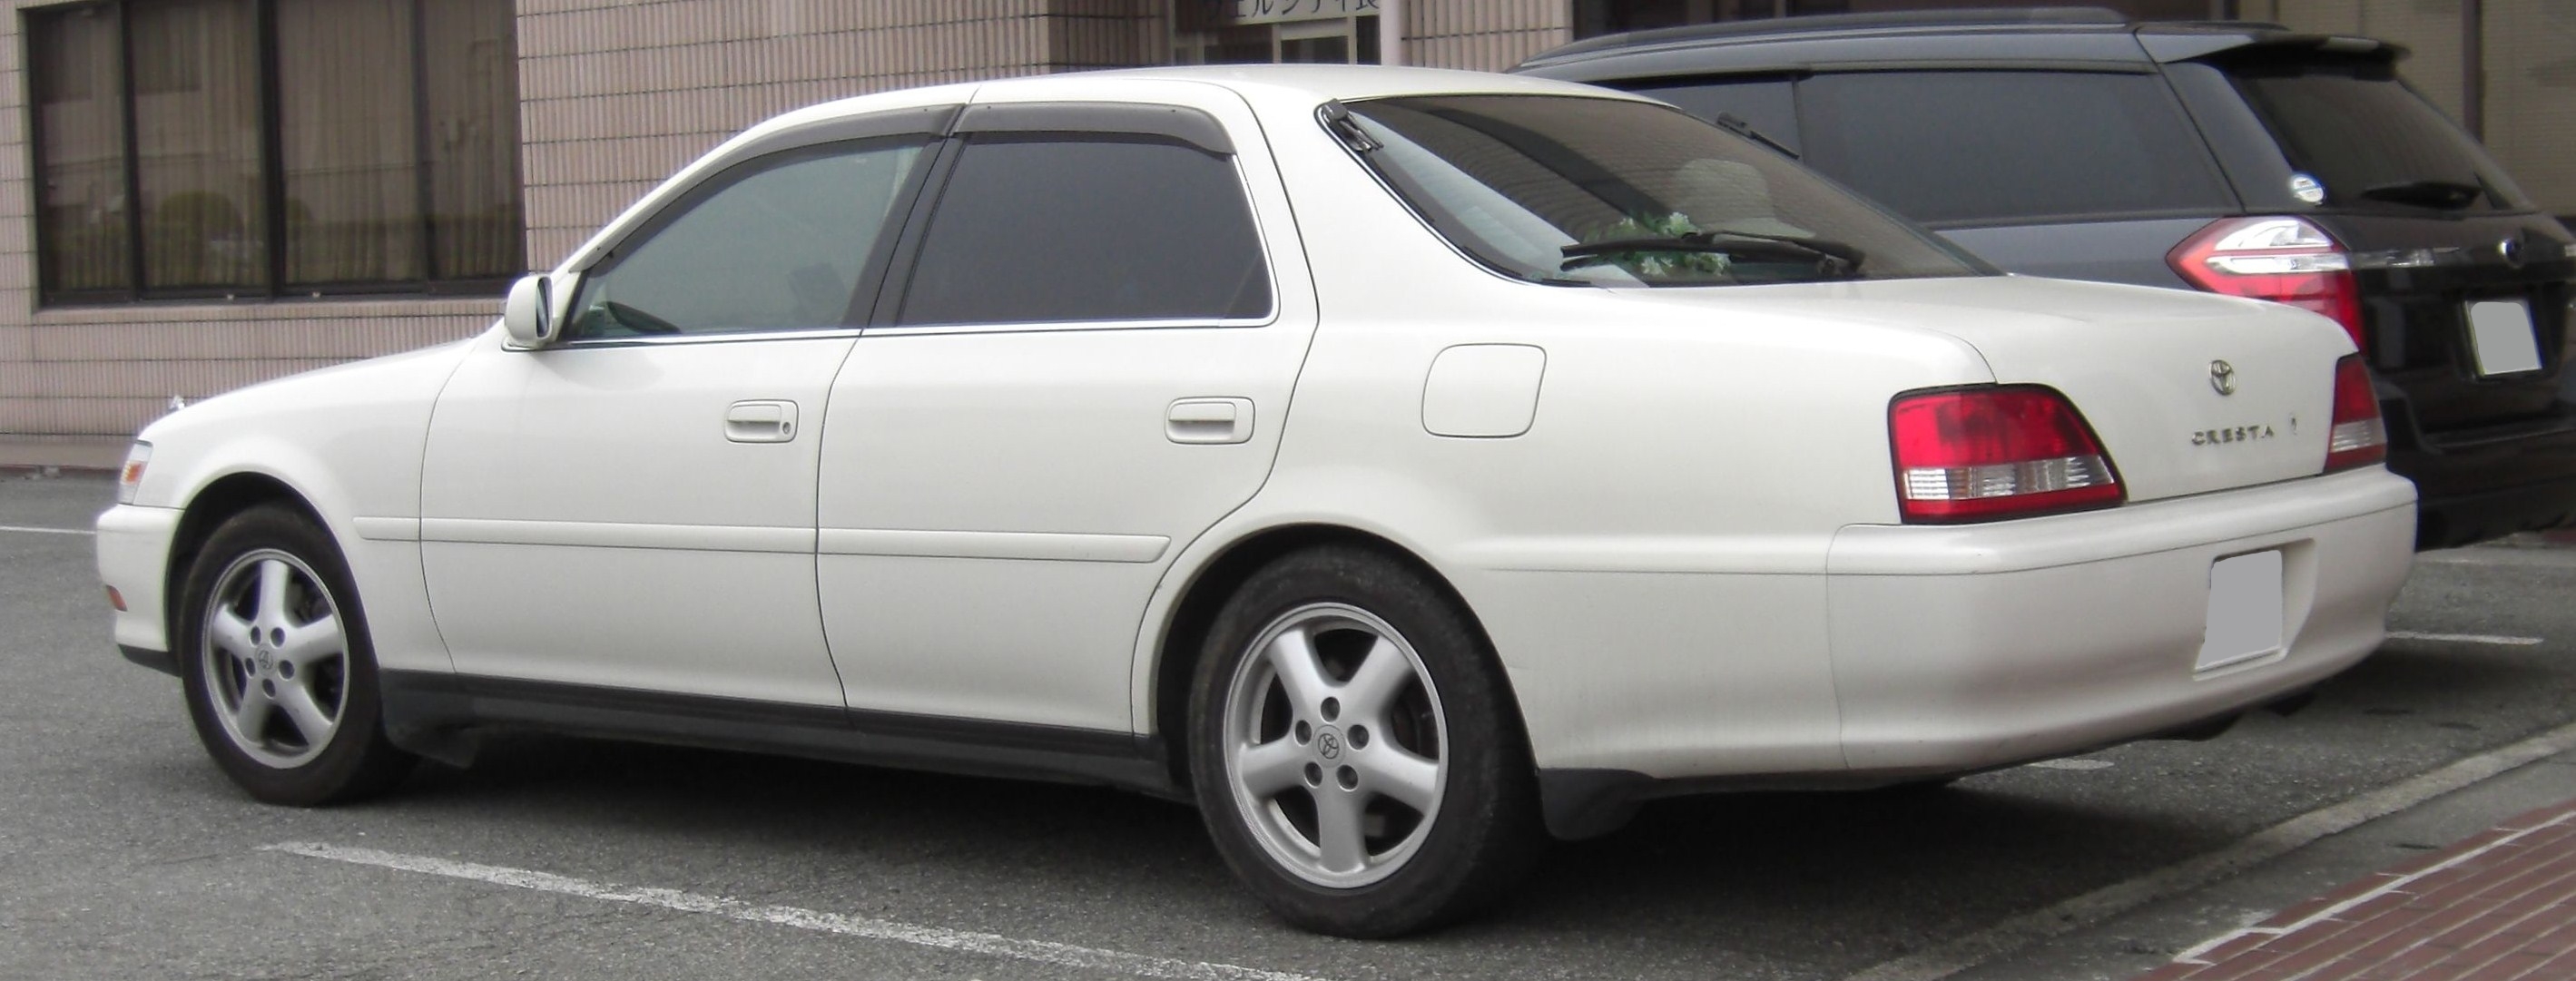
[1228,0,1379,25]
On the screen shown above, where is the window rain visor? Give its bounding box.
[1335,95,1987,287]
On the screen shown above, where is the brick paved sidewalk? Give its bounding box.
[2131,800,2576,981]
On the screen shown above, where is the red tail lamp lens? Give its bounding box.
[1889,386,2123,523]
[2325,354,2388,472]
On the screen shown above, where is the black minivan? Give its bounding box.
[1517,8,2576,548]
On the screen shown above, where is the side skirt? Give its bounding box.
[378,671,1183,801]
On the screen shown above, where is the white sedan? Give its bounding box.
[95,66,2415,937]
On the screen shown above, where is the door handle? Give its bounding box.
[1167,397,1254,445]
[724,400,800,443]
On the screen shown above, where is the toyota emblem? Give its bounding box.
[1316,729,1343,760]
[2209,359,2237,397]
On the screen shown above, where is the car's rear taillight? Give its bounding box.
[1889,386,2123,523]
[2168,217,2365,351]
[2325,354,2387,472]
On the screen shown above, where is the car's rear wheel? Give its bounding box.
[1187,545,1541,937]
[176,505,413,805]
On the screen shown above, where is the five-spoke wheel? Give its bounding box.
[1190,545,1542,937]
[178,505,413,805]
[1224,603,1449,888]
[200,550,349,768]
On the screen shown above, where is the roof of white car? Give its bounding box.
[1065,64,1623,100]
[760,64,1630,135]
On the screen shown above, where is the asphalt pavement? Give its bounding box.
[4,472,2571,981]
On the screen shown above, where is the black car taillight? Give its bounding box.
[2168,217,2366,351]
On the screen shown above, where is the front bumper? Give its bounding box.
[95,504,183,660]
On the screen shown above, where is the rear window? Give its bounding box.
[2222,56,2534,214]
[1338,94,1983,289]
[1796,70,2237,225]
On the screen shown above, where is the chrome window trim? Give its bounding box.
[550,326,869,350]
[862,315,1277,338]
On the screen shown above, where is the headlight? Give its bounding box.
[116,442,151,505]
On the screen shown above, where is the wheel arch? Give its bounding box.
[1146,522,1528,791]
[163,470,329,643]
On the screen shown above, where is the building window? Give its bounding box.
[27,0,525,305]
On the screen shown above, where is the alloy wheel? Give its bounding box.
[1222,603,1449,888]
[198,549,349,769]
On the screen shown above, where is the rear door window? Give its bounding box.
[1797,70,2237,225]
[2220,55,2533,215]
[895,135,1271,327]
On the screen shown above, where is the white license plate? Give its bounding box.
[2197,550,2285,672]
[2465,299,2544,377]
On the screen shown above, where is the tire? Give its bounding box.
[1187,545,1543,937]
[175,505,415,806]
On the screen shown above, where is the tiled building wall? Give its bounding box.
[1,0,527,437]
[516,0,1167,265]
[1,0,1570,439]
[0,0,1170,438]
[1410,0,1570,72]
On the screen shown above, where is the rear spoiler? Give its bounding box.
[2138,30,2406,64]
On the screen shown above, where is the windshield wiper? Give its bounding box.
[1703,227,1865,269]
[1712,113,1797,160]
[2357,179,2486,211]
[1560,230,1863,278]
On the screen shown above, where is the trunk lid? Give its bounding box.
[1607,276,2360,503]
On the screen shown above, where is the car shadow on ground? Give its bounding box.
[374,731,2218,962]
[129,633,2565,965]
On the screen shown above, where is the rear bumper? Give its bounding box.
[2385,403,2576,549]
[1534,467,2416,839]
[1824,467,2415,776]
[2414,472,2576,549]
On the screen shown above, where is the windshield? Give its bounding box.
[2225,55,2534,214]
[1337,95,1988,288]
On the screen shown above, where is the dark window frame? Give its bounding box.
[24,0,524,308]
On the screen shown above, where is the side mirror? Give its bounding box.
[502,273,561,348]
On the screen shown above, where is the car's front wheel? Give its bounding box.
[1188,545,1542,937]
[176,505,413,806]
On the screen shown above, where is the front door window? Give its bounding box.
[567,140,924,339]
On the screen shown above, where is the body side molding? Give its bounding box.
[376,672,1179,799]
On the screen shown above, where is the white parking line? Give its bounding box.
[261,841,1332,981]
[1835,716,2576,981]
[2386,630,2545,646]
[0,524,93,535]
[2025,759,2114,771]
